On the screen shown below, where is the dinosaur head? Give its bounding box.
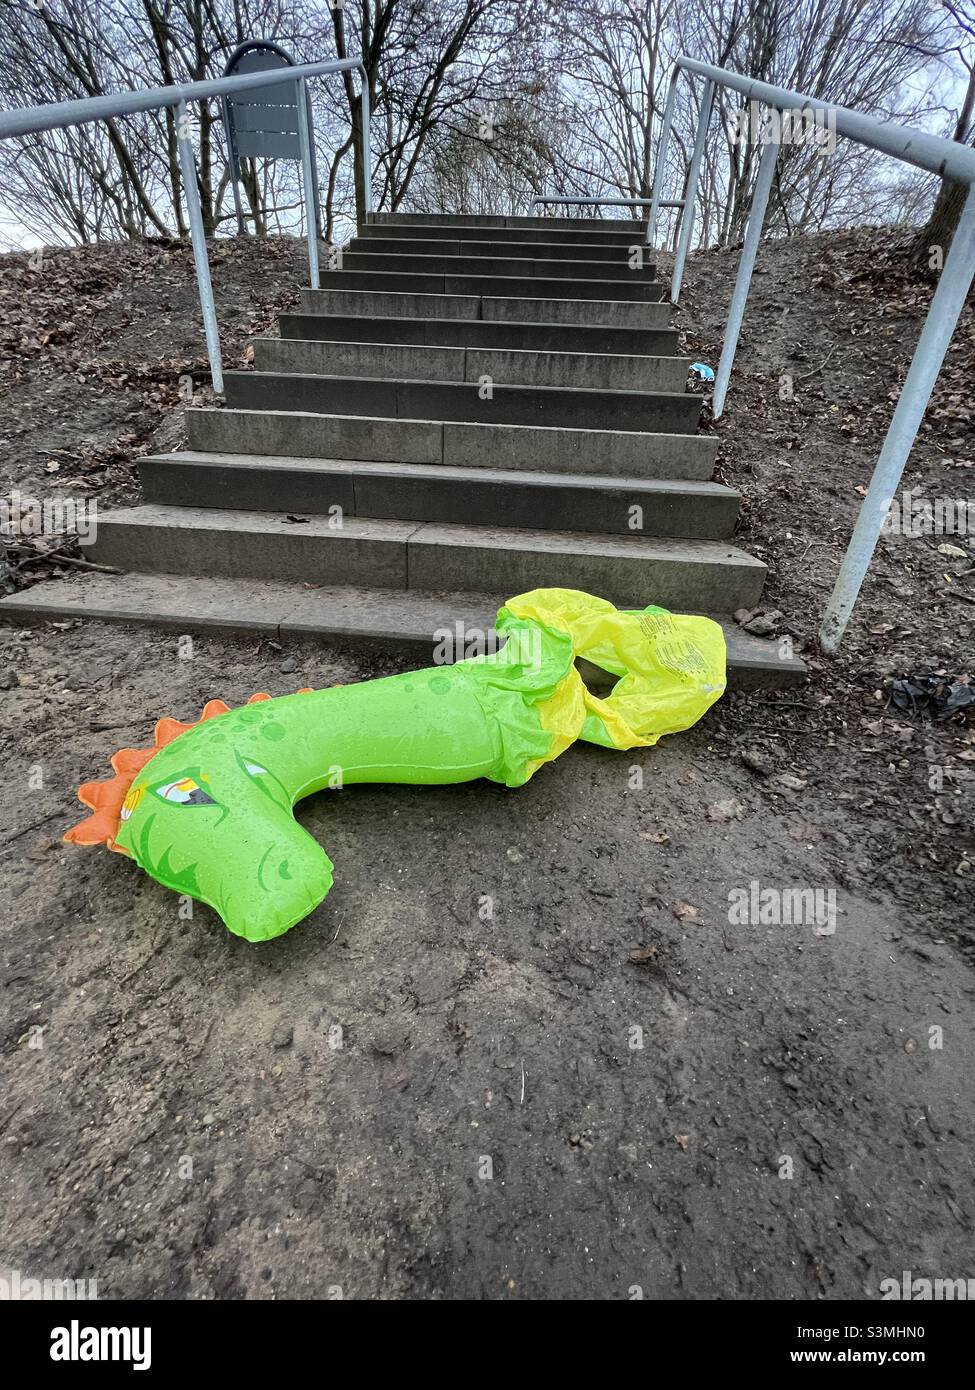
[65,694,333,942]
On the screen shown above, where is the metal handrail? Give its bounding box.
[0,54,375,394]
[543,57,975,652]
[530,196,685,210]
[652,56,975,652]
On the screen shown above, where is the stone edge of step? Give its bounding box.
[139,450,737,499]
[0,573,805,688]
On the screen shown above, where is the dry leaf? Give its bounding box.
[629,945,658,964]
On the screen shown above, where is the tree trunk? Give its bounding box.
[914,66,974,263]
[918,178,968,259]
[350,99,366,224]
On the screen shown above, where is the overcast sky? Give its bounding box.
[0,11,971,254]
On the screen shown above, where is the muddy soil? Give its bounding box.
[0,229,972,1299]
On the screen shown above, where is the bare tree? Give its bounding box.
[673,0,956,246]
[0,0,316,244]
[0,0,966,255]
[915,0,975,255]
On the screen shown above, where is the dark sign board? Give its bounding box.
[223,40,302,175]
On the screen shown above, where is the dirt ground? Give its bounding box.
[0,229,972,1300]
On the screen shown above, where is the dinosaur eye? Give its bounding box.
[154,777,216,807]
[244,762,269,777]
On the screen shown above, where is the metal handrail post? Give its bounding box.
[296,78,320,289]
[712,129,780,419]
[510,53,975,649]
[359,65,374,215]
[0,52,373,393]
[647,68,679,247]
[221,93,247,235]
[670,78,714,301]
[175,102,223,395]
[819,185,975,652]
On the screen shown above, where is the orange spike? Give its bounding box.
[200,699,232,720]
[154,698,230,749]
[64,746,157,851]
[246,692,271,703]
[66,696,236,853]
[153,716,195,747]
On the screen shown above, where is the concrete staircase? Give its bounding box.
[1,211,804,686]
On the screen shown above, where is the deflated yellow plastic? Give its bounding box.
[500,588,727,756]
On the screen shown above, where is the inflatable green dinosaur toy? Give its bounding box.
[65,589,726,941]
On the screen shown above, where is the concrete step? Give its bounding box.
[139,452,738,539]
[80,506,765,612]
[252,338,690,393]
[223,371,700,433]
[0,573,805,690]
[186,409,719,480]
[318,268,667,301]
[365,212,643,232]
[300,288,671,327]
[336,250,656,281]
[347,235,654,266]
[278,311,679,357]
[356,223,646,247]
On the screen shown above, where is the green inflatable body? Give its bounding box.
[66,589,726,941]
